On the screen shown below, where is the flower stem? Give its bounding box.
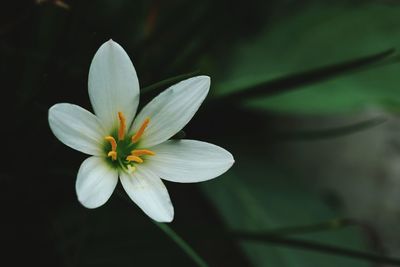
[115,189,209,267]
[154,222,209,267]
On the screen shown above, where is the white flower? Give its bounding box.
[48,40,234,222]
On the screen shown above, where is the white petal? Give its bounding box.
[130,76,210,147]
[76,156,118,209]
[120,166,174,222]
[48,103,106,156]
[146,140,234,183]
[88,40,140,131]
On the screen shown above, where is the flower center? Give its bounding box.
[104,112,155,173]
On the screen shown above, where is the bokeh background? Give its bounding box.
[2,0,400,266]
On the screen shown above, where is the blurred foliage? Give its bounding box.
[201,127,372,267]
[212,2,400,114]
[1,0,399,266]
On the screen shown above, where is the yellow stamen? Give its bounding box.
[131,117,150,143]
[118,111,126,141]
[126,155,144,163]
[131,149,156,156]
[105,136,118,161]
[107,151,117,161]
[105,136,117,151]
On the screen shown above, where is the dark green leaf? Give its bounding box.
[212,3,400,114]
[141,71,200,94]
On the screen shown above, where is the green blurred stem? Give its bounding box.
[154,222,209,267]
[141,70,200,94]
[233,232,400,265]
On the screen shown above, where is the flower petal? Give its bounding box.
[120,166,174,222]
[130,76,210,147]
[146,140,234,183]
[76,156,118,209]
[88,40,140,131]
[48,103,106,156]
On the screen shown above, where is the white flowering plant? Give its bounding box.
[48,40,234,222]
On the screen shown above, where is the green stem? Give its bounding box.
[154,222,210,267]
[233,232,400,265]
[115,189,209,267]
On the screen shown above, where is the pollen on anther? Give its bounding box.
[108,151,117,161]
[105,136,117,151]
[126,155,144,163]
[132,117,150,143]
[131,149,155,156]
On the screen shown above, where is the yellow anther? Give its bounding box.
[131,117,150,143]
[105,136,117,151]
[131,149,155,156]
[118,111,126,141]
[107,151,117,161]
[126,155,143,163]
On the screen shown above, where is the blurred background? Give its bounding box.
[2,0,400,266]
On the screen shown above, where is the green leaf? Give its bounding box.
[201,154,372,267]
[213,3,400,114]
[141,71,200,94]
[275,116,386,141]
[232,233,400,266]
[213,49,396,103]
